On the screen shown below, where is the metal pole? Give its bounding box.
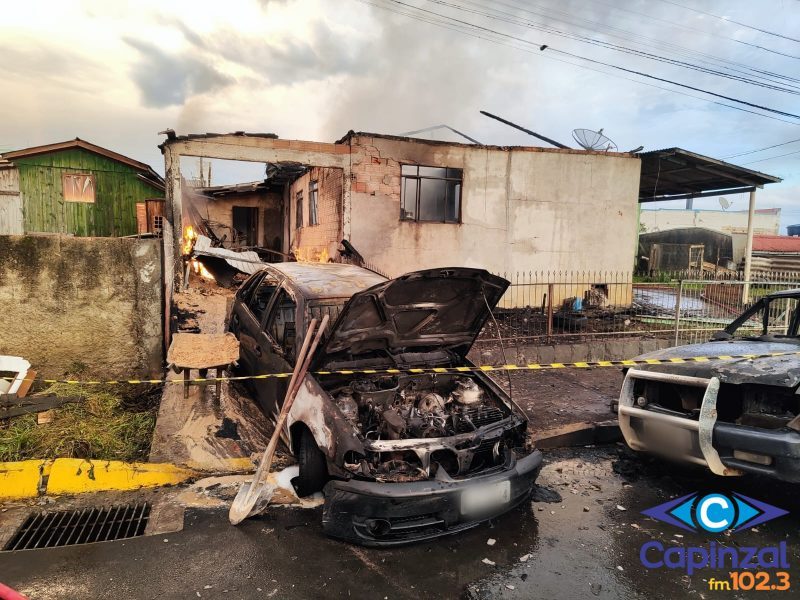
[674,280,683,346]
[742,188,757,304]
[479,111,570,149]
[546,283,554,338]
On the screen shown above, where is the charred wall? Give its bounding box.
[288,167,344,262]
[203,190,282,249]
[0,235,163,379]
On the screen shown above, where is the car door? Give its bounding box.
[251,285,298,421]
[232,272,280,377]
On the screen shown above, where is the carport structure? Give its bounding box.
[637,148,782,286]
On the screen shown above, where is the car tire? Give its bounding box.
[295,428,328,497]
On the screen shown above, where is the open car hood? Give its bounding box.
[314,268,509,367]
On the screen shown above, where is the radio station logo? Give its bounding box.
[643,492,788,533]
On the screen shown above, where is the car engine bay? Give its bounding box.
[329,373,509,440]
[323,372,524,482]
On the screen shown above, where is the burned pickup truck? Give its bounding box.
[618,289,800,482]
[228,264,541,545]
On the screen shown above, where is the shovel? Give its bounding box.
[229,314,330,525]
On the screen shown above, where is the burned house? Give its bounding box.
[161,131,642,306]
[188,180,283,254]
[0,138,164,237]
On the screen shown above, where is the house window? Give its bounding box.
[400,165,462,223]
[153,215,164,236]
[296,190,304,229]
[309,180,319,225]
[62,173,96,203]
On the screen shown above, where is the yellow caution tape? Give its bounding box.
[1,351,798,386]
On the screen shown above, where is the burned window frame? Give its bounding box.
[296,190,304,229]
[400,164,462,224]
[309,180,319,226]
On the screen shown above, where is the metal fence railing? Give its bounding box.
[479,270,800,347]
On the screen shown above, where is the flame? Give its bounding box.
[191,258,215,281]
[182,225,198,255]
[293,246,330,263]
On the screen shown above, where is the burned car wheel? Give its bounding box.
[295,427,328,496]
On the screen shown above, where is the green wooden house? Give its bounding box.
[0,138,164,237]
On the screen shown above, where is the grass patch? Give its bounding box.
[0,384,158,463]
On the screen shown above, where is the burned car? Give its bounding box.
[618,289,800,482]
[228,263,542,545]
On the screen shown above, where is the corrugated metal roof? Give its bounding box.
[753,235,800,253]
[638,147,781,203]
[0,138,164,189]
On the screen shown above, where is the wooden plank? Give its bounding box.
[167,333,240,369]
[15,369,35,398]
[136,202,148,234]
[0,394,81,419]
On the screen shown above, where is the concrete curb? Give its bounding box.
[534,420,622,449]
[0,460,52,500]
[0,457,255,500]
[47,460,196,496]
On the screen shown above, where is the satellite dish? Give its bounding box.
[719,197,731,210]
[572,128,618,152]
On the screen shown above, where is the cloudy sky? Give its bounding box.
[1,0,799,228]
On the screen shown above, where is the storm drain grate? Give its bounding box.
[3,503,151,551]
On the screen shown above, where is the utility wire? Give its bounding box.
[356,0,800,126]
[492,0,800,87]
[370,0,800,120]
[590,0,800,60]
[431,0,800,96]
[655,0,800,44]
[741,149,800,164]
[723,137,800,159]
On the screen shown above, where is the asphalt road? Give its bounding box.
[2,446,799,599]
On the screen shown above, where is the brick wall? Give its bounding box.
[350,139,402,201]
[288,167,343,262]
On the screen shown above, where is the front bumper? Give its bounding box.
[714,423,800,482]
[321,450,543,547]
[619,369,800,482]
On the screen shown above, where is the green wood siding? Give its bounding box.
[15,148,163,237]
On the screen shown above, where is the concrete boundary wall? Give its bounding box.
[0,235,164,379]
[471,337,673,367]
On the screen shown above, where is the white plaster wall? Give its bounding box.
[348,137,641,282]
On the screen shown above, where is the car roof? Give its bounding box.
[265,262,387,300]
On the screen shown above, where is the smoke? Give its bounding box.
[176,97,209,136]
[124,37,235,107]
[172,19,371,88]
[320,6,516,140]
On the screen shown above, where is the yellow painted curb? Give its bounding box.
[46,459,196,495]
[0,460,52,499]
